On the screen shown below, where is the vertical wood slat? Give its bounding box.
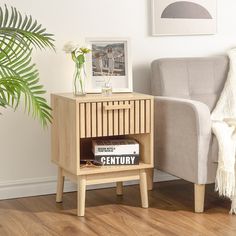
[80,99,150,139]
[135,100,140,134]
[97,102,102,137]
[140,100,145,133]
[119,101,124,135]
[124,101,129,134]
[145,100,151,133]
[80,103,85,138]
[91,103,97,137]
[130,101,134,134]
[113,101,119,136]
[85,103,91,137]
[103,102,108,136]
[108,101,113,136]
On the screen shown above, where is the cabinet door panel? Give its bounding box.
[79,99,151,138]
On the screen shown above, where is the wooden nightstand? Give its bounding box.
[51,93,154,216]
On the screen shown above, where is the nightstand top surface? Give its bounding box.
[51,92,153,102]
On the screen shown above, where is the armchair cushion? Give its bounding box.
[151,57,229,111]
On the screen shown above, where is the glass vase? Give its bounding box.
[101,82,112,96]
[73,64,86,96]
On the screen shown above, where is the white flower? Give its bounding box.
[81,43,91,50]
[63,41,78,53]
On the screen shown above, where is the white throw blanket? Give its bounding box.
[211,48,236,214]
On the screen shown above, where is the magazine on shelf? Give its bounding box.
[92,139,139,156]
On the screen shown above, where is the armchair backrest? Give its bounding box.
[151,56,229,111]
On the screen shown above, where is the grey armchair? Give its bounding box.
[151,56,229,212]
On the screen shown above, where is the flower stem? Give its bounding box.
[79,64,84,93]
[74,63,85,95]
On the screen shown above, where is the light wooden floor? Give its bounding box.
[0,180,236,236]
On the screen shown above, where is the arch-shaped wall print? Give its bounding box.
[161,1,212,19]
[151,0,217,36]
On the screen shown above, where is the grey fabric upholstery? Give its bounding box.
[151,56,228,184]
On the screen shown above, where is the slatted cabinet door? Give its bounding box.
[113,101,119,136]
[97,102,102,137]
[79,100,151,138]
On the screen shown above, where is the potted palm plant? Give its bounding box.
[0,5,54,126]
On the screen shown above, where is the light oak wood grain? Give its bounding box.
[124,101,129,135]
[195,184,205,213]
[86,103,91,138]
[103,103,132,110]
[135,100,140,134]
[91,103,97,137]
[51,93,154,216]
[56,167,64,203]
[145,99,151,133]
[108,101,113,136]
[51,95,78,175]
[78,163,153,175]
[102,101,108,136]
[147,168,154,191]
[119,101,124,135]
[78,175,86,216]
[79,103,86,138]
[53,92,153,102]
[113,101,119,136]
[85,170,140,185]
[97,102,102,137]
[116,182,123,196]
[140,169,148,208]
[129,100,135,134]
[140,100,145,133]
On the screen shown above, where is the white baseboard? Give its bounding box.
[0,170,177,200]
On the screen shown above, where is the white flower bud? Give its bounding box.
[63,41,78,53]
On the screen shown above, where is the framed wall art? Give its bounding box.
[151,0,217,36]
[86,38,133,93]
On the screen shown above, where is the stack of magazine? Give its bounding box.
[92,139,140,166]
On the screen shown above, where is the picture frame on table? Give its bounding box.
[86,38,133,93]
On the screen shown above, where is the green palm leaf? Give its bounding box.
[0,5,55,127]
[0,5,55,51]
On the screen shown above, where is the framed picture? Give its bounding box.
[151,0,217,36]
[86,38,133,93]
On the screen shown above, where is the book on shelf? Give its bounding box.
[94,155,139,165]
[92,139,139,155]
[92,139,139,165]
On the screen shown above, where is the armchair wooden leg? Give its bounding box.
[116,182,123,196]
[147,168,154,190]
[56,167,64,203]
[194,184,205,213]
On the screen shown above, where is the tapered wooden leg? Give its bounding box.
[78,175,86,217]
[140,169,148,208]
[147,168,154,191]
[194,184,205,213]
[56,167,64,203]
[116,182,123,196]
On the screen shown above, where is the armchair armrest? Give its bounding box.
[155,96,212,184]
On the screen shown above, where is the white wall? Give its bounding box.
[0,0,236,198]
